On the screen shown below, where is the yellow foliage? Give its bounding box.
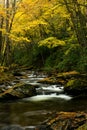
[9,34,30,43]
[39,37,66,48]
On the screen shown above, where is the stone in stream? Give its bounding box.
[24,126,36,130]
[35,125,52,130]
[1,125,24,130]
[24,125,52,130]
[0,83,37,100]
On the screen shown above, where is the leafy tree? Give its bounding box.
[59,0,87,47]
[0,0,86,73]
[0,0,21,66]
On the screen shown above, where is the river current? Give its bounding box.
[0,71,87,129]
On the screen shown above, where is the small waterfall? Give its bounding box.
[20,71,72,102]
[41,85,64,92]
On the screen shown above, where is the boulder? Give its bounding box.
[43,112,87,130]
[0,83,36,100]
[64,78,87,95]
[1,125,24,130]
[35,125,52,130]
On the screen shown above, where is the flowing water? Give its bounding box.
[0,71,87,129]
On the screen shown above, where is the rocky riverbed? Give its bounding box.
[0,69,87,130]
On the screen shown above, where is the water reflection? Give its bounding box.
[0,97,87,128]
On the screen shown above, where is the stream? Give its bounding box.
[0,71,87,129]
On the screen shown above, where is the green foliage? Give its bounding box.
[44,48,64,68]
[77,124,87,130]
[29,45,50,67]
[38,37,66,48]
[13,45,29,66]
[0,0,86,75]
[13,42,50,67]
[66,79,76,88]
[57,44,81,72]
[77,48,87,73]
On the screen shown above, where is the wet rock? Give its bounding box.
[25,128,35,130]
[35,125,52,130]
[64,78,87,95]
[1,125,24,130]
[38,77,65,85]
[24,126,36,130]
[43,112,87,130]
[13,71,23,76]
[0,83,36,100]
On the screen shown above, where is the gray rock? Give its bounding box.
[24,126,36,130]
[1,125,24,130]
[35,125,52,130]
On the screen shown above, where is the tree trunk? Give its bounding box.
[63,0,87,47]
[0,0,19,66]
[0,1,4,64]
[4,0,11,66]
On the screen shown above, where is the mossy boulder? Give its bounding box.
[77,123,87,130]
[64,78,87,95]
[0,83,36,100]
[1,125,24,130]
[53,71,87,95]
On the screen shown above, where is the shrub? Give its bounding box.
[57,44,81,72]
[77,47,87,73]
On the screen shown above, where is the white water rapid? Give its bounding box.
[22,71,72,102]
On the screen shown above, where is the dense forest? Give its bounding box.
[0,0,87,73]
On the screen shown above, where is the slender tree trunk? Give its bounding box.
[0,0,4,64]
[63,0,87,47]
[4,0,11,66]
[0,0,19,66]
[2,0,16,66]
[0,17,3,52]
[0,31,2,54]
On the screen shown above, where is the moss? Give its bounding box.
[64,76,87,95]
[57,71,79,79]
[77,123,87,130]
[66,79,76,88]
[0,83,36,99]
[65,78,87,89]
[0,66,8,72]
[0,72,14,85]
